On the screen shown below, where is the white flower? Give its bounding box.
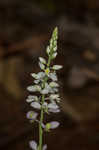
[49,82,59,88]
[31,102,41,109]
[34,80,40,84]
[26,111,38,120]
[35,85,41,92]
[52,52,57,59]
[53,45,57,51]
[50,121,60,129]
[49,73,58,81]
[39,57,46,64]
[39,62,45,70]
[48,103,59,109]
[43,144,47,150]
[27,85,41,92]
[26,96,38,103]
[49,108,60,113]
[46,46,50,55]
[37,72,45,79]
[49,94,59,100]
[43,102,48,107]
[52,65,63,70]
[29,140,37,150]
[41,89,49,94]
[41,83,52,94]
[31,73,37,79]
[27,86,37,92]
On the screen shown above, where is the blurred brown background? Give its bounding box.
[0,0,99,150]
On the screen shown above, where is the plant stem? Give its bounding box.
[39,95,45,150]
[39,39,52,150]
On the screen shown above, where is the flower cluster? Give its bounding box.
[26,27,62,150]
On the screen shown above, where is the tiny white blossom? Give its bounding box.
[50,121,60,129]
[35,85,41,92]
[41,89,49,94]
[43,102,48,107]
[26,111,38,120]
[46,46,50,55]
[52,65,63,70]
[50,94,59,100]
[26,96,38,103]
[41,83,52,94]
[27,86,37,92]
[31,102,41,109]
[49,108,60,113]
[37,72,45,79]
[39,57,46,64]
[34,80,40,84]
[52,52,57,59]
[53,45,57,51]
[48,103,59,109]
[29,140,37,150]
[31,73,37,79]
[43,144,47,150]
[49,82,59,88]
[39,62,45,70]
[49,73,58,81]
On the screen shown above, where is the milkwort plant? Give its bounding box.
[26,27,62,150]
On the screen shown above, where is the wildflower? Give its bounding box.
[30,102,41,109]
[49,72,58,81]
[48,102,59,109]
[39,57,46,64]
[52,65,63,70]
[26,111,38,120]
[26,27,62,150]
[26,96,38,103]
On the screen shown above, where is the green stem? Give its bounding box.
[39,42,52,150]
[39,95,45,150]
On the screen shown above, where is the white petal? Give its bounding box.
[52,65,63,70]
[35,85,41,92]
[49,82,59,87]
[50,94,59,100]
[26,98,34,103]
[39,57,46,64]
[49,108,60,113]
[29,140,37,150]
[27,86,36,92]
[43,144,47,150]
[26,111,38,120]
[49,73,58,81]
[53,46,57,51]
[39,62,45,70]
[31,102,41,109]
[37,72,45,79]
[50,121,60,129]
[43,102,48,107]
[34,80,40,84]
[52,52,57,59]
[31,73,37,79]
[46,46,50,55]
[41,89,49,94]
[48,103,59,109]
[26,96,38,103]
